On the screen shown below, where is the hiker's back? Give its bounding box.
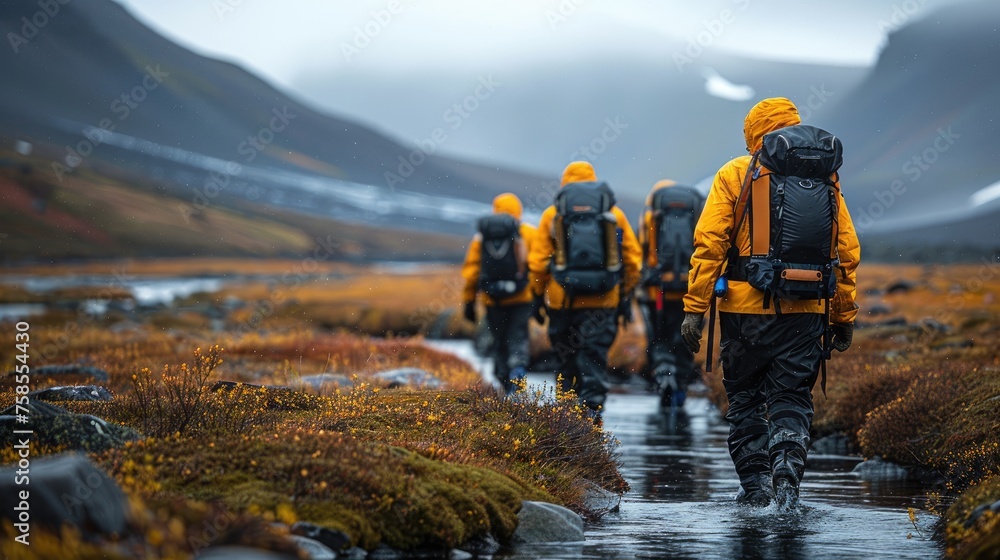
[551,181,622,298]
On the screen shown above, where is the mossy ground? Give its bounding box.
[1,261,997,557]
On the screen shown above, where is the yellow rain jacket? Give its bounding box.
[529,162,642,309]
[639,179,687,302]
[462,193,537,307]
[683,97,861,323]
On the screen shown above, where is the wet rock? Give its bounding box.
[449,549,473,560]
[30,385,113,402]
[0,400,140,453]
[886,280,916,294]
[20,364,110,382]
[296,374,354,393]
[289,535,336,560]
[374,368,443,389]
[290,521,350,552]
[581,480,622,515]
[852,457,910,481]
[456,533,501,556]
[511,501,584,544]
[196,547,298,560]
[0,453,128,537]
[810,433,856,456]
[866,304,892,316]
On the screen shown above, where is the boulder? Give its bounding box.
[290,521,350,552]
[0,453,128,537]
[373,368,443,389]
[296,374,354,393]
[289,535,337,560]
[30,385,113,402]
[809,433,856,456]
[511,501,584,544]
[852,457,910,481]
[0,400,140,453]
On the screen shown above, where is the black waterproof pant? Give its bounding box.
[547,307,618,412]
[719,312,825,491]
[641,297,698,386]
[485,304,531,392]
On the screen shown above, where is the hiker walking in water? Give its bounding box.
[461,193,536,394]
[529,161,642,421]
[681,98,860,508]
[637,180,704,410]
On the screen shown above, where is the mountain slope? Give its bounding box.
[812,0,1000,258]
[0,0,557,262]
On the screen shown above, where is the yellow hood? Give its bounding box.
[645,179,677,206]
[492,193,523,220]
[560,161,597,186]
[743,97,801,154]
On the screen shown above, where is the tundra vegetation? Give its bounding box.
[0,260,997,558]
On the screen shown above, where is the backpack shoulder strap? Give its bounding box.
[729,152,761,250]
[750,173,771,257]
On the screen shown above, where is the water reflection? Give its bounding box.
[499,393,944,559]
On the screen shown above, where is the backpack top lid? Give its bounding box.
[555,181,617,213]
[650,185,703,212]
[477,213,519,239]
[759,124,843,178]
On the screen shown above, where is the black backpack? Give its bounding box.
[552,181,622,296]
[729,124,844,311]
[647,186,704,292]
[477,214,527,300]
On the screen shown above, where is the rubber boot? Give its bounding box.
[735,472,775,507]
[771,444,807,511]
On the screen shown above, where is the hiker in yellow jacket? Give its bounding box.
[529,162,642,418]
[637,179,704,409]
[461,193,536,393]
[681,97,860,508]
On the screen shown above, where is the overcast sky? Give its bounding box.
[111,0,963,94]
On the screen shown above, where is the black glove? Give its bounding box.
[680,313,705,353]
[617,297,634,327]
[831,322,854,352]
[463,301,476,324]
[531,295,547,324]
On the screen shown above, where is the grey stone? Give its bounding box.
[0,400,140,453]
[296,374,354,393]
[810,433,856,456]
[511,501,585,544]
[366,544,405,559]
[30,385,113,402]
[852,457,910,481]
[289,535,337,560]
[290,521,350,551]
[457,533,501,556]
[448,549,473,560]
[196,547,299,560]
[581,480,622,515]
[0,453,128,537]
[373,368,443,389]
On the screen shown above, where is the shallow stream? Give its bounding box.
[426,340,944,559]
